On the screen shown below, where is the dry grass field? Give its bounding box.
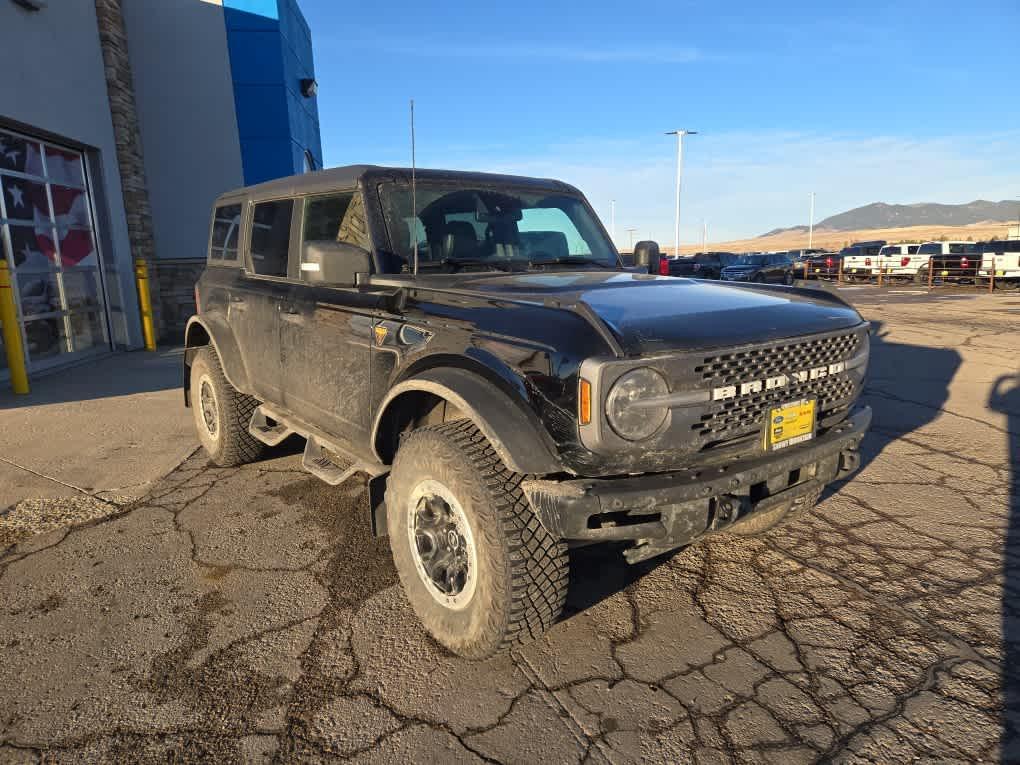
[663,220,1017,255]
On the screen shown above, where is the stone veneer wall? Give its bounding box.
[154,259,205,343]
[93,0,162,337]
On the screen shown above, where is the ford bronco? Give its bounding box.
[184,166,871,658]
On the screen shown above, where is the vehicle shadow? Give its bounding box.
[836,319,961,484]
[988,372,1020,756]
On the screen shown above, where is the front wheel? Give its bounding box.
[914,268,929,286]
[783,271,795,285]
[385,420,569,659]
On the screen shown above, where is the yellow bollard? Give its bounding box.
[134,258,157,352]
[0,260,29,394]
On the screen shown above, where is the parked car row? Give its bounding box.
[659,251,798,284]
[805,239,1019,287]
[647,238,1020,289]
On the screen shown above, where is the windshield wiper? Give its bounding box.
[416,258,513,273]
[528,256,614,269]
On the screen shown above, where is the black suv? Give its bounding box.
[664,251,735,279]
[185,166,871,658]
[720,252,796,284]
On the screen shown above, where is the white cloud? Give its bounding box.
[393,130,1020,245]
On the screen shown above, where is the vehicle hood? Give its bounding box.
[429,271,863,356]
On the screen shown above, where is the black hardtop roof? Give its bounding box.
[214,165,579,205]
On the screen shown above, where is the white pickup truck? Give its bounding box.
[840,241,885,281]
[843,242,921,281]
[873,243,922,280]
[976,239,1020,289]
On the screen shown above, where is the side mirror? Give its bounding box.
[301,240,372,285]
[633,240,662,274]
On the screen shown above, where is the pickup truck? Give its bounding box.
[916,241,980,283]
[976,239,1020,289]
[843,243,921,281]
[801,251,845,279]
[184,165,871,658]
[832,241,886,281]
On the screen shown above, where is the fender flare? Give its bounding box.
[183,315,251,403]
[371,367,564,476]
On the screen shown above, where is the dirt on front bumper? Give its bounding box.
[523,406,871,563]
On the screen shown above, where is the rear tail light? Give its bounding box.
[825,257,833,268]
[960,256,969,268]
[865,258,871,267]
[659,259,670,276]
[901,256,910,267]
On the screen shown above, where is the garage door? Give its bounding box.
[0,127,111,377]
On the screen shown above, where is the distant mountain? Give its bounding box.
[761,199,1020,237]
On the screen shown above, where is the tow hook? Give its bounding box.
[710,495,743,531]
[838,448,861,477]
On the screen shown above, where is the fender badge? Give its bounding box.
[374,325,389,346]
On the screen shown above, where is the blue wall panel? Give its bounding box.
[222,0,322,185]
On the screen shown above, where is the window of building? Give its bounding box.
[209,203,242,261]
[249,199,294,277]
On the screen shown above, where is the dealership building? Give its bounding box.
[0,0,322,382]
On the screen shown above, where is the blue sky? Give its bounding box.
[300,0,1020,245]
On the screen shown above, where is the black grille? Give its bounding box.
[696,331,860,386]
[690,330,862,443]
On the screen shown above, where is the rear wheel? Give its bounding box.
[189,347,264,467]
[385,420,569,659]
[914,267,929,286]
[783,271,795,285]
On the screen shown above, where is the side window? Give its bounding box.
[209,203,242,262]
[300,191,370,281]
[250,199,294,277]
[302,191,369,249]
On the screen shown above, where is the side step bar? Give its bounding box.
[248,404,386,486]
[302,435,362,486]
[249,407,294,446]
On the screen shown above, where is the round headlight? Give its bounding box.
[605,368,669,441]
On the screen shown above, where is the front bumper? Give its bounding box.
[524,406,871,563]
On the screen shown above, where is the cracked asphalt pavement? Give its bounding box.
[2,288,1019,763]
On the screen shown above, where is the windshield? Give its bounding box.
[733,254,766,265]
[377,182,616,270]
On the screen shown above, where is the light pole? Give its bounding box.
[808,191,816,249]
[666,129,697,256]
[625,227,638,251]
[610,199,616,243]
[701,219,707,252]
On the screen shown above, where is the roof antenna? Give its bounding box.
[410,98,418,275]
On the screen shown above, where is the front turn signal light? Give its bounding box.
[578,378,592,425]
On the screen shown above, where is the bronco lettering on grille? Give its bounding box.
[712,361,846,401]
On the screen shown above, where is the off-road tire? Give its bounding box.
[190,347,264,467]
[385,419,569,659]
[725,485,824,536]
